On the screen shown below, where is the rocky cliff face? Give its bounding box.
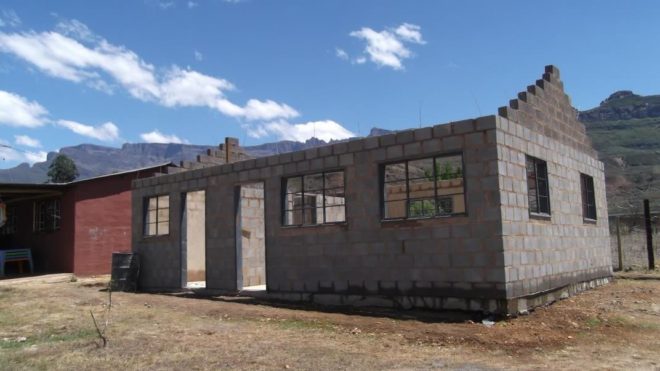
[0,130,394,183]
[579,91,660,213]
[579,91,660,122]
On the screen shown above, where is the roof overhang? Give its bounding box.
[0,184,64,204]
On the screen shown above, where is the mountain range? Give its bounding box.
[579,91,660,214]
[2,92,658,213]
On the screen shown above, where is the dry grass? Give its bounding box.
[0,274,659,370]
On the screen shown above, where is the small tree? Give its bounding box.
[48,154,79,183]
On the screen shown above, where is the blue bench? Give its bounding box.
[0,249,34,277]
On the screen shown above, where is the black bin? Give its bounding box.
[110,252,140,292]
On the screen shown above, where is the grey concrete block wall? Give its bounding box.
[609,214,659,269]
[132,115,507,307]
[131,65,612,314]
[496,116,611,300]
[495,66,612,311]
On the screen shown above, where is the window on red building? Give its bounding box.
[33,199,61,233]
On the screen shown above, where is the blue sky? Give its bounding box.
[0,0,658,168]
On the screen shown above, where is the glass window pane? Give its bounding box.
[148,197,158,210]
[304,173,324,192]
[409,198,435,218]
[384,181,407,201]
[324,171,344,189]
[526,158,536,178]
[528,188,538,213]
[537,179,549,198]
[384,163,406,182]
[284,209,303,225]
[408,158,434,180]
[325,205,346,223]
[384,200,406,219]
[436,155,463,180]
[157,208,169,222]
[409,177,435,199]
[536,162,547,181]
[286,177,302,194]
[303,208,320,225]
[158,195,170,209]
[304,194,321,208]
[436,179,464,196]
[146,223,157,236]
[284,193,303,210]
[437,197,455,215]
[539,196,550,214]
[158,221,169,235]
[325,189,345,206]
[147,210,157,225]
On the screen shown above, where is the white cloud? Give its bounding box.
[56,119,120,142]
[0,139,47,165]
[187,1,198,8]
[24,150,47,164]
[0,20,298,121]
[335,48,348,60]
[242,99,299,121]
[55,19,101,43]
[158,1,175,9]
[140,130,189,144]
[0,10,21,28]
[160,67,233,107]
[348,23,425,70]
[394,23,425,44]
[194,50,203,61]
[212,98,298,121]
[14,135,41,148]
[0,90,49,127]
[248,120,355,142]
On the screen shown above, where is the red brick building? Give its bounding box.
[0,163,171,276]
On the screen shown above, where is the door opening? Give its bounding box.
[182,190,206,289]
[236,182,266,291]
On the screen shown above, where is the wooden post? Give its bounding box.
[616,216,624,271]
[644,199,655,270]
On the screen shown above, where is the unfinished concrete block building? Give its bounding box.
[131,66,612,314]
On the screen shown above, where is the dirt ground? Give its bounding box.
[0,272,659,370]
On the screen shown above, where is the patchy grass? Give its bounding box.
[0,275,658,370]
[584,316,602,328]
[0,328,97,350]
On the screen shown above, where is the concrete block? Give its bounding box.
[432,123,452,138]
[339,153,354,166]
[404,142,421,156]
[386,145,403,159]
[348,139,364,152]
[413,127,433,141]
[304,148,319,160]
[333,142,348,155]
[318,145,333,157]
[364,136,380,149]
[442,136,464,151]
[475,115,497,131]
[379,134,396,146]
[422,138,443,154]
[452,119,475,134]
[395,130,415,144]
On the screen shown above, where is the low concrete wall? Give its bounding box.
[609,214,659,269]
